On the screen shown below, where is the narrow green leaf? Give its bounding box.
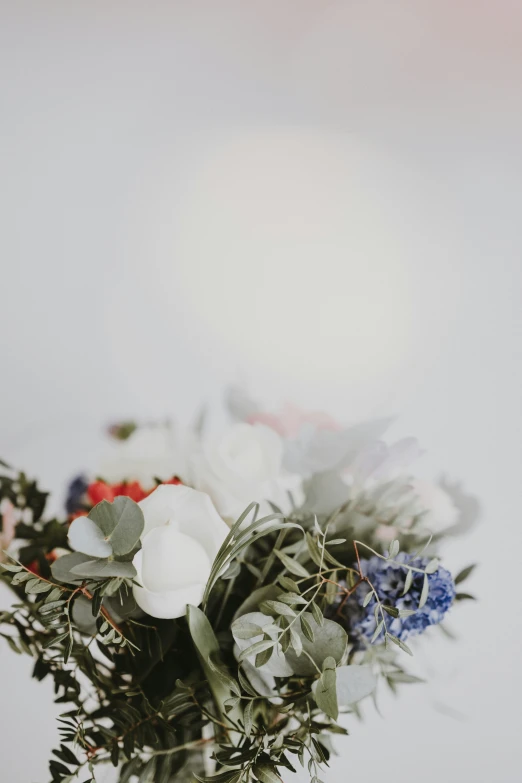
[187,604,238,722]
[0,563,22,573]
[254,641,276,669]
[263,600,296,618]
[11,571,34,585]
[274,550,310,578]
[402,569,413,596]
[418,574,429,609]
[300,616,315,643]
[290,627,303,657]
[311,602,324,627]
[387,633,413,656]
[238,639,276,663]
[276,592,307,606]
[26,578,51,594]
[370,620,384,643]
[326,574,338,605]
[388,672,425,684]
[278,576,300,593]
[207,654,241,697]
[253,763,282,783]
[306,533,324,568]
[424,558,439,575]
[38,600,65,614]
[455,564,476,585]
[243,700,254,737]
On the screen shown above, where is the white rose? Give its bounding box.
[410,478,459,533]
[99,425,184,489]
[132,485,229,619]
[190,423,301,521]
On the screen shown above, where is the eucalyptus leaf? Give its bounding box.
[312,657,338,720]
[51,552,94,585]
[68,516,112,558]
[335,665,376,705]
[70,559,137,579]
[89,497,144,556]
[71,596,98,635]
[285,614,347,676]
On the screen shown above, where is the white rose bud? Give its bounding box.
[190,423,301,521]
[132,485,229,619]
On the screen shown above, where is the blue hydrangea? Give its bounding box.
[340,552,456,645]
[65,474,88,515]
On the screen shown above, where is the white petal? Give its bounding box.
[206,423,283,487]
[68,516,112,558]
[132,580,205,619]
[139,484,228,564]
[166,486,229,563]
[140,525,211,593]
[284,418,392,475]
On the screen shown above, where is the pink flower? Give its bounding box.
[248,403,340,439]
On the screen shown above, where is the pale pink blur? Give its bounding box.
[248,403,340,438]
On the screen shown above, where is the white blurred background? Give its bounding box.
[1,2,521,781]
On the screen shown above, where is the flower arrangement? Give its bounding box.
[0,391,476,783]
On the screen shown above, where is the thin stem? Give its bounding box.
[256,528,287,588]
[353,540,428,575]
[149,737,213,757]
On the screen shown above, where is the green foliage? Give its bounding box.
[0,461,472,783]
[312,657,338,720]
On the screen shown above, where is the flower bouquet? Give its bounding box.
[0,391,476,783]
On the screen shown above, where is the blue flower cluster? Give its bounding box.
[341,552,456,645]
[65,474,88,515]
